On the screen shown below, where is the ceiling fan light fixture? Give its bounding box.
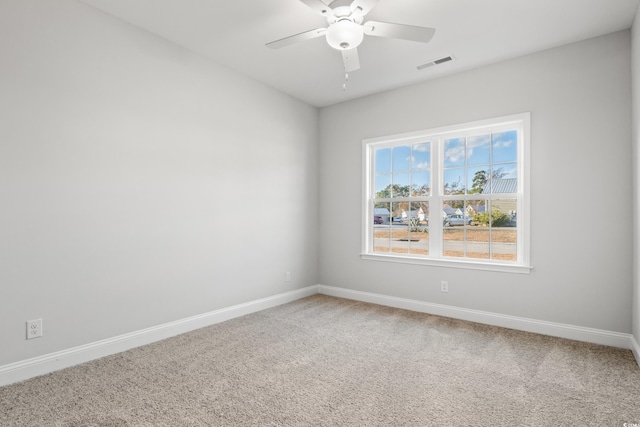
[325,19,364,50]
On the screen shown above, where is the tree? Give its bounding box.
[469,168,507,194]
[491,167,507,180]
[411,184,431,197]
[443,176,464,196]
[470,170,487,194]
[376,184,410,199]
[472,208,511,227]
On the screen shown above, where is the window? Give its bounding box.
[362,113,531,273]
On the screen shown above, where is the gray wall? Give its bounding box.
[0,0,318,366]
[633,7,640,349]
[318,31,633,333]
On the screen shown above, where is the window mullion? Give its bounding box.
[430,137,443,258]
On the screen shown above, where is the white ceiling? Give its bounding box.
[80,0,639,107]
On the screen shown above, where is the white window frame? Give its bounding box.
[361,113,532,274]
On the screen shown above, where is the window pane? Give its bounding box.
[466,229,489,259]
[444,137,466,167]
[373,202,390,253]
[492,130,517,163]
[490,199,517,261]
[373,228,391,253]
[411,171,430,196]
[393,198,414,253]
[491,229,517,261]
[408,202,429,256]
[467,166,489,194]
[489,164,517,194]
[443,200,464,218]
[443,200,467,227]
[490,199,517,227]
[375,148,391,173]
[373,202,390,225]
[489,199,517,262]
[466,199,488,259]
[499,163,518,179]
[467,199,488,222]
[391,173,410,197]
[375,174,391,197]
[443,199,488,259]
[444,167,465,195]
[410,201,429,225]
[392,145,411,171]
[391,221,410,255]
[391,201,407,223]
[443,228,464,258]
[412,142,431,170]
[467,134,490,165]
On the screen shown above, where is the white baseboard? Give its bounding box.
[317,285,635,351]
[2,284,636,388]
[632,335,640,367]
[0,286,318,387]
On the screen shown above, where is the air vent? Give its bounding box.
[417,55,454,71]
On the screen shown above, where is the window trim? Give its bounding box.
[362,113,532,274]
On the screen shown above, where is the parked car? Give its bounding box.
[392,216,404,223]
[374,216,384,224]
[444,214,473,226]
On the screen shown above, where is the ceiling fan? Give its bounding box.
[266,0,436,73]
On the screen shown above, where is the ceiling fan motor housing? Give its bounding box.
[325,19,364,50]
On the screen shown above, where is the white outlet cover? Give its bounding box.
[26,319,43,339]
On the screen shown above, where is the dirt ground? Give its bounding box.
[374,227,516,242]
[373,226,517,261]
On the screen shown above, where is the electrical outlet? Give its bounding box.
[441,281,449,293]
[26,319,43,339]
[285,271,291,282]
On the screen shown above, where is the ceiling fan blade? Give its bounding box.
[363,21,435,43]
[350,0,379,16]
[266,28,327,49]
[342,48,360,72]
[299,0,332,16]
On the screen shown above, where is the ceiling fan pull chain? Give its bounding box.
[343,72,349,91]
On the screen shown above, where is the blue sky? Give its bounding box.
[375,130,518,195]
[444,130,517,167]
[443,131,517,193]
[375,142,431,194]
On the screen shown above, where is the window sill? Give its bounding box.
[360,253,533,274]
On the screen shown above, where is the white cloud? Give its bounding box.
[492,131,516,149]
[412,143,430,152]
[444,144,465,164]
[503,166,517,178]
[467,135,490,149]
[493,139,513,149]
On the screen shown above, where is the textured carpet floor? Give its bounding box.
[1,294,639,426]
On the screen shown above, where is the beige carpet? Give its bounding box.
[1,294,639,426]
